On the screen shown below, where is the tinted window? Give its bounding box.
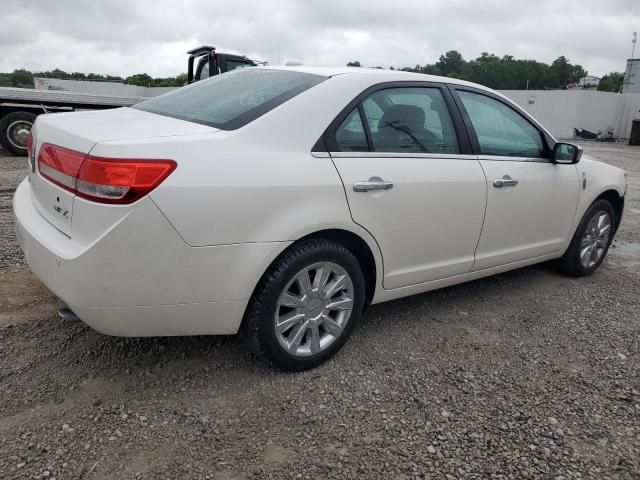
[226,59,253,71]
[458,91,546,158]
[360,87,459,154]
[134,69,326,130]
[196,60,209,81]
[335,108,368,152]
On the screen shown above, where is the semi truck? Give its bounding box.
[0,46,257,156]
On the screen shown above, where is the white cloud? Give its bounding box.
[0,0,638,78]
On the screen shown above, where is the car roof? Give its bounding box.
[256,65,494,93]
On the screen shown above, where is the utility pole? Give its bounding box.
[623,32,637,91]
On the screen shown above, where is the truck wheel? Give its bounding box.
[0,111,36,156]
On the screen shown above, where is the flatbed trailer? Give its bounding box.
[1,45,259,157]
[0,87,146,156]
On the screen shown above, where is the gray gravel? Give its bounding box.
[0,147,26,268]
[0,142,639,479]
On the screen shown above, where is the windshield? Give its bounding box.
[134,69,326,130]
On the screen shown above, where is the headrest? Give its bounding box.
[379,104,425,132]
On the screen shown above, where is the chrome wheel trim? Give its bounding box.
[6,120,32,150]
[579,210,611,269]
[274,261,354,358]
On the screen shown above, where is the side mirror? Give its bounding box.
[553,142,582,164]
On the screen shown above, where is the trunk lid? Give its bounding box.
[29,107,217,237]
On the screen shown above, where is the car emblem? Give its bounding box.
[53,204,69,218]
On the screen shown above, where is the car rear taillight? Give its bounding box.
[76,157,176,203]
[37,143,176,204]
[38,144,85,192]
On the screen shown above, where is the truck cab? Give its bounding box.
[187,46,257,84]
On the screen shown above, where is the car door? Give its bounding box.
[450,87,580,271]
[326,83,487,289]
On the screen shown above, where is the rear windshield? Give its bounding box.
[133,69,326,130]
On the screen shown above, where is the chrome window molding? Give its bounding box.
[476,154,552,164]
[328,151,478,160]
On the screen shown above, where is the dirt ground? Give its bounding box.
[0,142,639,479]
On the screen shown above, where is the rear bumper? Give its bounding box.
[13,179,289,336]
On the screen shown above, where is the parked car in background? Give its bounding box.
[14,67,627,370]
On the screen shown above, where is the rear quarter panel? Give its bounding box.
[90,74,384,248]
[91,133,355,246]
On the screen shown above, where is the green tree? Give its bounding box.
[9,69,34,88]
[173,73,188,86]
[598,72,624,92]
[125,73,154,87]
[346,61,361,67]
[549,56,586,87]
[435,50,464,76]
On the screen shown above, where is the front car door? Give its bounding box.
[450,87,580,271]
[325,83,487,289]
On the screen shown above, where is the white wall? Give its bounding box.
[33,78,177,98]
[499,90,640,139]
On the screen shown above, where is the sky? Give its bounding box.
[0,0,638,78]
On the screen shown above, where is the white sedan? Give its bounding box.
[14,67,627,370]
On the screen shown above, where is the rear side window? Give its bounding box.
[134,69,326,130]
[333,87,460,154]
[457,90,546,158]
[335,109,368,152]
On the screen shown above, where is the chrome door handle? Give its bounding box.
[493,175,518,188]
[353,179,394,192]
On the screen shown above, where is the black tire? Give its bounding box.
[0,111,36,156]
[244,238,366,371]
[560,199,615,276]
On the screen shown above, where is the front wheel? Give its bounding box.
[560,199,615,276]
[244,238,366,371]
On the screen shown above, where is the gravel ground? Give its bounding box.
[0,147,27,268]
[0,142,639,479]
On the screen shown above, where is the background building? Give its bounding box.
[578,75,600,88]
[33,77,174,97]
[622,59,640,93]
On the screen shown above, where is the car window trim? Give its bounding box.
[317,81,473,156]
[447,84,556,162]
[357,104,374,151]
[330,151,478,160]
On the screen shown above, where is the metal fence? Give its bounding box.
[500,89,640,140]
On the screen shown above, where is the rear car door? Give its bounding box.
[326,82,487,289]
[450,87,580,271]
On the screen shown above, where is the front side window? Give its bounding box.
[134,69,326,130]
[357,87,460,154]
[457,90,546,158]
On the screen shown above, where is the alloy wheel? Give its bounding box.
[579,210,611,268]
[274,262,354,357]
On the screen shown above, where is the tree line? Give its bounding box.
[0,69,187,89]
[348,51,624,92]
[0,51,625,92]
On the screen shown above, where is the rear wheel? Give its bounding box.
[0,111,36,156]
[245,238,365,371]
[560,199,615,276]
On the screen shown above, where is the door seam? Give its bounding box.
[328,155,387,288]
[470,158,488,272]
